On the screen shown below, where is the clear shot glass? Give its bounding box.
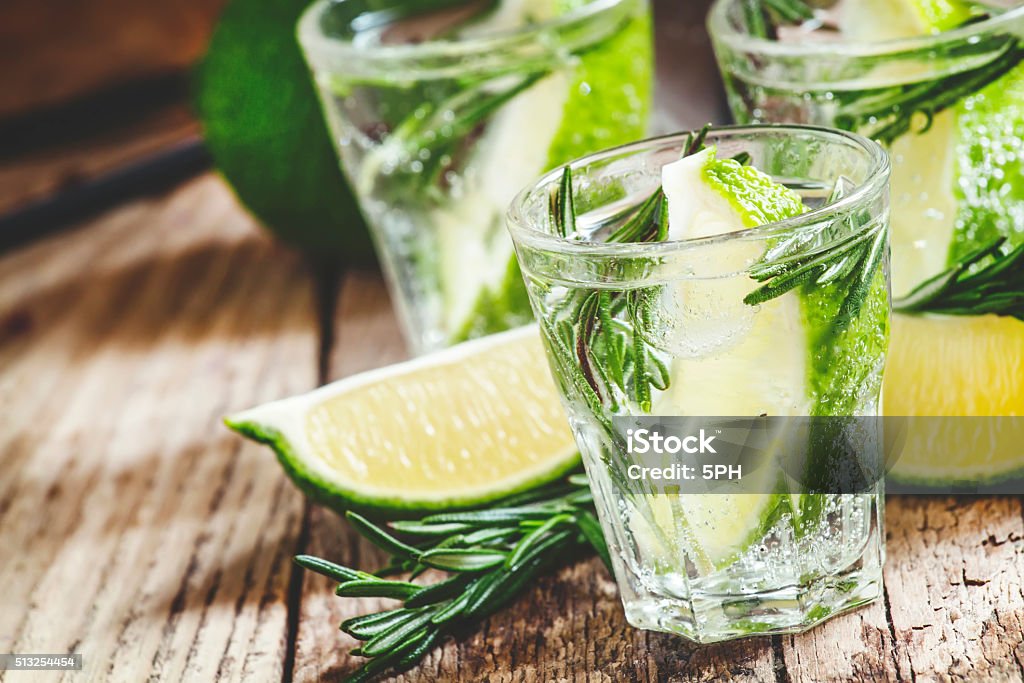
[507,125,892,642]
[298,0,653,354]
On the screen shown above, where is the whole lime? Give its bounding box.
[194,0,374,262]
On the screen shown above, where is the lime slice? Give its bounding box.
[638,148,808,570]
[444,0,652,343]
[885,313,1024,483]
[887,110,960,297]
[226,326,579,515]
[876,20,1024,484]
[838,0,972,41]
[657,148,809,417]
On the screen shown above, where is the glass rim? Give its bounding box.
[506,124,890,258]
[707,0,1024,59]
[297,0,627,70]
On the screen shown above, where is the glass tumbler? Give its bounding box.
[708,0,1024,484]
[297,0,653,354]
[507,125,892,642]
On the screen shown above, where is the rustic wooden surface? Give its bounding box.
[0,101,200,217]
[0,0,225,119]
[2,0,1024,680]
[2,178,1021,682]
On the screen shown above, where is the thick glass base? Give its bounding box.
[619,561,883,644]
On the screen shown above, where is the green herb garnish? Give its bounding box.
[834,40,1024,146]
[370,69,549,198]
[894,237,1024,320]
[743,181,887,339]
[295,475,606,683]
[549,125,710,411]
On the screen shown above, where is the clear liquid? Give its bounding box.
[307,0,652,352]
[526,182,889,640]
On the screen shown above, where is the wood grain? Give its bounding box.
[0,174,315,681]
[0,0,225,119]
[0,103,200,217]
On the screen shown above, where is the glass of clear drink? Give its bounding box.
[708,0,1024,484]
[507,125,891,642]
[297,0,652,354]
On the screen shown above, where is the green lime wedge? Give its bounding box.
[445,1,652,344]
[225,326,580,516]
[838,0,973,41]
[645,147,808,570]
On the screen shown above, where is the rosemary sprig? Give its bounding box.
[894,237,1024,320]
[295,474,607,683]
[364,69,549,197]
[551,125,710,411]
[742,169,887,337]
[744,213,886,323]
[834,39,1024,146]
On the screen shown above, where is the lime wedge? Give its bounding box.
[838,0,973,41]
[444,0,652,343]
[885,313,1024,484]
[640,148,808,570]
[226,326,579,515]
[657,148,809,417]
[875,13,1024,485]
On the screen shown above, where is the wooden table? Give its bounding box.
[2,2,1023,681]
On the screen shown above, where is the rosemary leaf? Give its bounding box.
[361,608,440,657]
[430,591,472,625]
[389,521,473,536]
[405,573,475,607]
[576,511,612,571]
[341,609,419,640]
[420,507,562,525]
[765,0,814,23]
[419,548,508,571]
[505,514,574,568]
[396,629,441,670]
[461,526,520,545]
[346,511,422,560]
[560,166,577,237]
[293,555,372,583]
[336,579,423,600]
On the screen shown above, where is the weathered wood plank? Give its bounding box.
[740,496,1024,683]
[0,0,225,119]
[884,496,1024,682]
[778,590,897,681]
[0,174,316,681]
[0,103,199,217]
